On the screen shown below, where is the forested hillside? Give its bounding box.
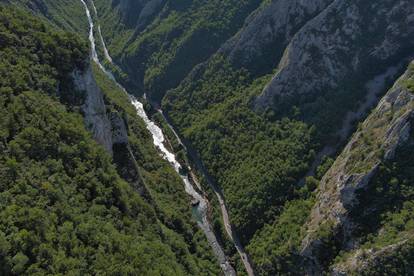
[7,0,88,33]
[301,63,414,275]
[93,0,414,274]
[0,6,219,275]
[2,0,414,275]
[93,0,264,100]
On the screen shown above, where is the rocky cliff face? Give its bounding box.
[300,62,414,274]
[332,237,414,275]
[255,0,414,111]
[219,0,333,74]
[73,65,114,154]
[73,65,129,154]
[110,111,128,144]
[26,0,414,274]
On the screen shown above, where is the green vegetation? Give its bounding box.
[246,199,314,275]
[350,135,414,248]
[94,0,264,99]
[8,0,88,34]
[91,0,413,274]
[18,2,326,271]
[4,1,413,275]
[333,125,414,275]
[358,239,414,276]
[91,64,221,275]
[245,155,333,275]
[344,68,414,175]
[164,56,316,243]
[403,62,414,93]
[0,6,219,275]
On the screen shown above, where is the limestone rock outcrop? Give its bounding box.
[73,65,129,154]
[300,62,414,274]
[219,0,333,73]
[331,236,414,275]
[255,0,414,110]
[73,66,114,154]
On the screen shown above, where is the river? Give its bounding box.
[159,111,255,276]
[80,0,236,274]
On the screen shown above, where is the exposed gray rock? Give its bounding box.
[110,112,129,144]
[255,0,414,110]
[73,65,114,154]
[331,236,413,275]
[300,63,414,274]
[219,0,333,72]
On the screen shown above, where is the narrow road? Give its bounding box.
[160,111,256,276]
[80,1,236,275]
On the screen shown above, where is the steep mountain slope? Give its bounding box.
[219,0,333,75]
[255,0,414,135]
[239,62,414,276]
[0,6,219,275]
[3,0,414,275]
[162,1,414,274]
[300,62,414,275]
[7,0,88,33]
[83,0,414,274]
[108,0,165,29]
[93,0,264,100]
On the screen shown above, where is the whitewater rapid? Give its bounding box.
[80,1,236,275]
[129,99,207,211]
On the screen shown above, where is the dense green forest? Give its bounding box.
[340,134,414,275]
[70,1,414,274]
[2,0,414,275]
[94,0,264,100]
[7,0,88,33]
[164,56,317,243]
[0,6,219,275]
[91,63,220,275]
[93,0,320,261]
